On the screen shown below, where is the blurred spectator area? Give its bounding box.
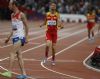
[0,0,11,20]
[0,0,100,20]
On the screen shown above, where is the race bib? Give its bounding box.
[89,19,95,22]
[47,20,57,26]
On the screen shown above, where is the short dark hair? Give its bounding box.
[50,2,56,5]
[12,1,19,6]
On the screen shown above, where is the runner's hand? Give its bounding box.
[5,39,9,44]
[40,25,42,27]
[58,25,64,29]
[25,36,28,44]
[60,26,64,29]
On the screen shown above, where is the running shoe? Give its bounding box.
[0,71,12,78]
[42,58,47,64]
[16,74,28,79]
[51,61,56,66]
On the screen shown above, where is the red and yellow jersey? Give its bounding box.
[45,12,60,32]
[86,12,96,22]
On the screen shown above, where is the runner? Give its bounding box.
[40,2,63,65]
[86,9,96,40]
[1,1,29,78]
[96,9,100,35]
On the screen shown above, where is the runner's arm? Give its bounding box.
[57,14,63,29]
[5,31,13,44]
[21,13,28,43]
[40,15,46,27]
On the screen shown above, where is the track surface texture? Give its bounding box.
[0,21,100,79]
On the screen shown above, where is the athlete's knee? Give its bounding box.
[10,52,16,59]
[16,51,22,58]
[46,40,51,46]
[52,43,56,49]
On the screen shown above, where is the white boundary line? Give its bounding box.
[2,58,80,63]
[83,52,100,72]
[41,37,88,79]
[23,58,81,63]
[0,29,86,79]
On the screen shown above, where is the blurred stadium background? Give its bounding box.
[0,0,100,20]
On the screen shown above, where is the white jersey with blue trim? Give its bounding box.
[11,12,25,39]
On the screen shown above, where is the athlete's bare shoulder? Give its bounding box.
[56,11,59,14]
[11,13,14,17]
[20,12,25,16]
[46,12,51,15]
[20,12,26,19]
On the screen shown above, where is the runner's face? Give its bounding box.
[8,3,13,10]
[50,3,56,11]
[8,3,16,11]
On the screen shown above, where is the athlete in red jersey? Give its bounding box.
[40,2,63,65]
[86,10,96,40]
[96,9,100,35]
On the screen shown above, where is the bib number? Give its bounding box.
[47,20,56,26]
[89,19,95,22]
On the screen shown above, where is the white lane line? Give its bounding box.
[34,76,70,79]
[83,52,100,72]
[1,44,12,48]
[0,58,81,63]
[41,37,88,79]
[23,58,81,63]
[28,42,41,45]
[0,28,44,36]
[0,29,86,61]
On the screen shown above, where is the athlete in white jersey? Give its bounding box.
[11,11,25,38]
[1,1,29,79]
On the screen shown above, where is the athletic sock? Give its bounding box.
[45,46,49,58]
